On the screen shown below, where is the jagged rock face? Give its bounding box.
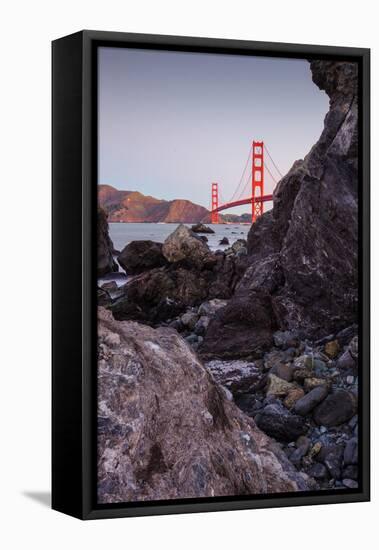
[97,307,309,503]
[97,208,118,277]
[201,61,358,358]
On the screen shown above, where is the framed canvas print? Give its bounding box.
[52,31,370,519]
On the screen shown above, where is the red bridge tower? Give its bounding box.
[211,182,219,224]
[252,140,264,223]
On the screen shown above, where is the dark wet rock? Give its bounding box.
[335,325,358,346]
[185,334,198,345]
[200,292,276,360]
[98,207,118,277]
[337,349,356,371]
[191,223,215,234]
[313,390,357,426]
[343,465,358,480]
[168,318,183,332]
[344,437,358,465]
[293,385,329,416]
[97,307,308,503]
[296,435,311,454]
[194,316,210,336]
[219,237,230,245]
[307,462,328,481]
[349,336,358,360]
[110,267,211,323]
[118,240,167,274]
[317,445,344,479]
[288,447,306,467]
[255,403,307,442]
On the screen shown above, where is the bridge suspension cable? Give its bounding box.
[263,161,279,185]
[264,144,283,179]
[228,145,252,203]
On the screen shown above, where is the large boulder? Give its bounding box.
[110,266,212,323]
[162,224,216,270]
[118,240,167,274]
[97,208,118,277]
[97,307,309,503]
[200,61,358,358]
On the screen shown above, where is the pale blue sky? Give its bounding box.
[98,47,328,214]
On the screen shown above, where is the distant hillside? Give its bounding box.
[98,184,250,223]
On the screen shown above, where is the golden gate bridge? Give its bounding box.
[210,140,283,224]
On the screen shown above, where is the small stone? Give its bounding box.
[325,340,340,358]
[289,447,307,467]
[317,445,344,480]
[181,311,199,330]
[344,437,358,465]
[296,435,311,453]
[270,362,293,382]
[343,465,358,480]
[293,385,329,416]
[194,316,210,336]
[294,355,314,369]
[313,390,357,427]
[309,442,322,458]
[303,377,329,392]
[185,334,198,344]
[349,336,358,360]
[346,375,355,385]
[255,403,307,442]
[337,350,356,370]
[266,374,295,397]
[308,462,328,480]
[283,387,305,409]
[342,478,358,489]
[198,299,228,317]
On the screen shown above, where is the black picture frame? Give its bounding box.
[52,30,370,520]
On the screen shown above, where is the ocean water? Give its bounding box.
[109,222,251,253]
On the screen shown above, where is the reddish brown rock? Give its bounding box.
[97,308,308,503]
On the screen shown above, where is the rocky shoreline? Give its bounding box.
[97,59,359,501]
